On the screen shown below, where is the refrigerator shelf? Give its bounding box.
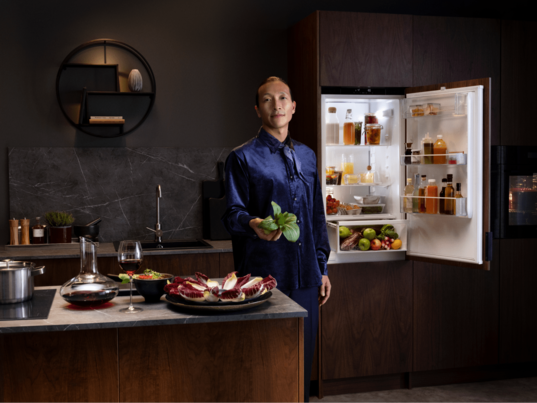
[327,182,391,188]
[399,153,467,166]
[399,196,469,218]
[325,144,390,148]
[326,214,396,221]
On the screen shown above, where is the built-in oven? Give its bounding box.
[492,146,537,238]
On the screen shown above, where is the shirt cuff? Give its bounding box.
[239,214,259,238]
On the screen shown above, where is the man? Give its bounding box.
[222,76,331,401]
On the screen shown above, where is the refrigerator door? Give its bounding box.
[403,81,490,268]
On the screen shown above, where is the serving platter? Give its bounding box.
[165,291,272,312]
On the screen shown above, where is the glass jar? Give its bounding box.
[343,109,355,145]
[365,124,383,145]
[60,237,119,307]
[326,107,340,145]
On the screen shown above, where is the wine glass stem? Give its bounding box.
[129,275,134,309]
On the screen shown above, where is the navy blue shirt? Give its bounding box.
[222,128,330,291]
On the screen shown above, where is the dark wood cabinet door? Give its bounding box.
[321,261,412,379]
[499,239,537,363]
[413,243,499,372]
[501,20,537,146]
[319,11,413,88]
[413,16,501,146]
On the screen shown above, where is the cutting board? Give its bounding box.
[202,162,230,240]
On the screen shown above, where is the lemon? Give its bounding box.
[391,239,402,250]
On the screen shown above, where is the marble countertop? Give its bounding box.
[0,285,307,334]
[0,239,232,260]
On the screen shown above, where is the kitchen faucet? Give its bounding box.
[146,185,163,243]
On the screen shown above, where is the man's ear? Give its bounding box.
[292,101,296,115]
[255,105,261,118]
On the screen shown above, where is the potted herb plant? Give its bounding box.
[45,211,75,244]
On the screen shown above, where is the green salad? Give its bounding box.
[119,269,163,284]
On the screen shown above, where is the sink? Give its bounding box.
[113,239,213,251]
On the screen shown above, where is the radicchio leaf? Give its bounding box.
[203,286,220,303]
[177,284,206,302]
[260,275,277,291]
[195,272,219,288]
[173,276,187,284]
[222,272,238,290]
[241,277,263,289]
[220,287,245,302]
[242,282,265,299]
[164,283,180,294]
[235,274,251,288]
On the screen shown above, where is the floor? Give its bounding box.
[311,376,537,402]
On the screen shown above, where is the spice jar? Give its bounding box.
[412,150,421,164]
[365,124,383,145]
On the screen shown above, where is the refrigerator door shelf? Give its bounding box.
[399,153,467,166]
[399,196,469,218]
[403,107,467,120]
[327,182,391,188]
[327,219,407,264]
[326,214,397,222]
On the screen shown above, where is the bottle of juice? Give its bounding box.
[433,134,447,164]
[412,173,421,213]
[343,109,355,145]
[439,178,447,214]
[326,107,340,145]
[444,174,455,215]
[423,133,433,164]
[418,175,427,213]
[404,177,414,213]
[426,179,438,214]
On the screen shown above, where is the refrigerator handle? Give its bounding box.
[485,232,493,261]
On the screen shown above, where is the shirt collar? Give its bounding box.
[257,127,294,154]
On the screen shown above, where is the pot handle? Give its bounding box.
[31,266,45,276]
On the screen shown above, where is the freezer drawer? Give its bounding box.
[327,219,407,264]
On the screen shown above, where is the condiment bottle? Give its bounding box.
[423,133,433,164]
[20,218,30,245]
[444,174,455,215]
[412,173,421,213]
[32,217,46,244]
[418,175,427,213]
[9,218,19,245]
[454,182,464,215]
[326,107,340,145]
[343,109,355,145]
[405,143,413,164]
[354,121,362,145]
[433,135,448,164]
[439,178,447,214]
[404,177,414,213]
[426,179,438,214]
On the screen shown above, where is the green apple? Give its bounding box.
[358,238,370,251]
[363,228,376,240]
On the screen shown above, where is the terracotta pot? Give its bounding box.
[49,226,72,244]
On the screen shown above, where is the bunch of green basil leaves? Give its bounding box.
[258,202,300,242]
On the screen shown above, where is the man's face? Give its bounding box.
[255,81,296,132]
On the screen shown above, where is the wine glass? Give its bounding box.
[118,240,143,313]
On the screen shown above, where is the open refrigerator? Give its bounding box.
[322,84,487,267]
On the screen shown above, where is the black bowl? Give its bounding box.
[74,225,99,241]
[133,274,174,303]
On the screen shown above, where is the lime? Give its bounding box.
[358,238,370,251]
[363,228,376,240]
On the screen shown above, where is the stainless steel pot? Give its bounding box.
[0,260,45,304]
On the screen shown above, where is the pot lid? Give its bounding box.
[0,260,36,271]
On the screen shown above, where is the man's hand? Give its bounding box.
[249,218,282,241]
[319,275,331,306]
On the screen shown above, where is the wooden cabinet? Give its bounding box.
[319,11,413,88]
[499,239,537,363]
[501,20,537,146]
[412,16,501,146]
[413,241,500,372]
[321,261,412,380]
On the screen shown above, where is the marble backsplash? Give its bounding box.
[8,147,232,243]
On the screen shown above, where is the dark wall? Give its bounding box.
[1,0,533,245]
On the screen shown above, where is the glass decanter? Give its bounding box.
[60,237,119,307]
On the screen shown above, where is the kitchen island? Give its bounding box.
[0,286,306,402]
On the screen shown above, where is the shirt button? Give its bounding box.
[297,219,300,223]
[294,197,297,201]
[291,175,294,179]
[299,242,302,246]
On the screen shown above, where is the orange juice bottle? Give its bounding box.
[343,109,355,145]
[426,179,438,214]
[433,135,447,164]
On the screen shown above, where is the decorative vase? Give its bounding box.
[128,69,143,92]
[49,226,72,244]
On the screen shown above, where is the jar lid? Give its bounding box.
[428,179,436,183]
[365,123,381,127]
[328,107,336,113]
[365,113,376,116]
[437,134,443,138]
